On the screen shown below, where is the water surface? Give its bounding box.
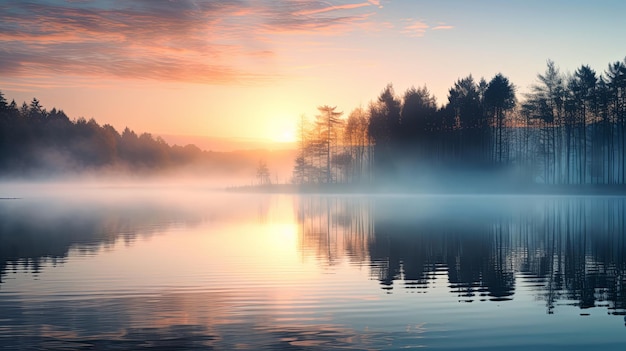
[1,185,625,350]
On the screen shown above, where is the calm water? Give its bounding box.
[1,185,626,350]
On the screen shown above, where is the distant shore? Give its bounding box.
[226,183,626,196]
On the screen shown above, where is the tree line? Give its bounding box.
[293,57,626,187]
[0,94,207,176]
[0,92,279,179]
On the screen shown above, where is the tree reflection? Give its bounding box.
[0,199,203,286]
[295,196,626,315]
[295,196,374,266]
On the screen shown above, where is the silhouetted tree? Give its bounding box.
[401,86,437,139]
[368,84,401,178]
[523,60,566,184]
[605,59,626,183]
[256,160,271,185]
[568,65,598,184]
[0,91,8,112]
[484,73,516,164]
[446,75,489,166]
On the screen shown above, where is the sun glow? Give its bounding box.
[264,113,298,143]
[274,129,297,143]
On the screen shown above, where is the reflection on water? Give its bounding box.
[0,196,201,283]
[297,196,626,314]
[2,189,626,350]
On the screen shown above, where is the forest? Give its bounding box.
[293,57,626,189]
[0,92,292,181]
[3,55,626,189]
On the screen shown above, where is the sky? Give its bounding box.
[2,0,626,147]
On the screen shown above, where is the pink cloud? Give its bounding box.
[263,12,375,35]
[0,0,385,83]
[432,25,454,30]
[295,2,373,16]
[259,1,380,36]
[0,1,273,84]
[403,21,430,37]
[401,19,455,37]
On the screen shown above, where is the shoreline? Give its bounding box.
[226,183,626,196]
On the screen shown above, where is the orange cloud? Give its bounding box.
[295,2,372,16]
[0,0,384,83]
[0,1,274,84]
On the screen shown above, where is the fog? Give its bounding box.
[3,182,626,350]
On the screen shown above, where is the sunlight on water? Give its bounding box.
[1,187,626,350]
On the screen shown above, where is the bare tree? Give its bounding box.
[315,105,344,183]
[256,160,271,185]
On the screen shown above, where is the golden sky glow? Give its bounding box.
[2,1,626,148]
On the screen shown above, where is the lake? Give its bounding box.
[1,184,626,350]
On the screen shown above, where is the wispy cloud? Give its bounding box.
[403,21,430,37]
[258,1,379,35]
[0,0,260,83]
[432,24,454,30]
[294,2,372,16]
[0,0,383,84]
[402,19,454,37]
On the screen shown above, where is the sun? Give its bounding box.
[273,129,297,143]
[266,116,297,143]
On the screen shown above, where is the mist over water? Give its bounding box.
[1,184,626,350]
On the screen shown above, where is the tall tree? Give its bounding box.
[368,84,402,177]
[605,59,626,183]
[484,73,516,164]
[0,91,8,112]
[448,75,483,129]
[293,114,312,184]
[447,75,487,164]
[568,65,598,183]
[368,84,401,146]
[523,60,566,184]
[315,105,344,183]
[344,107,371,183]
[28,98,45,120]
[401,86,437,139]
[400,86,438,167]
